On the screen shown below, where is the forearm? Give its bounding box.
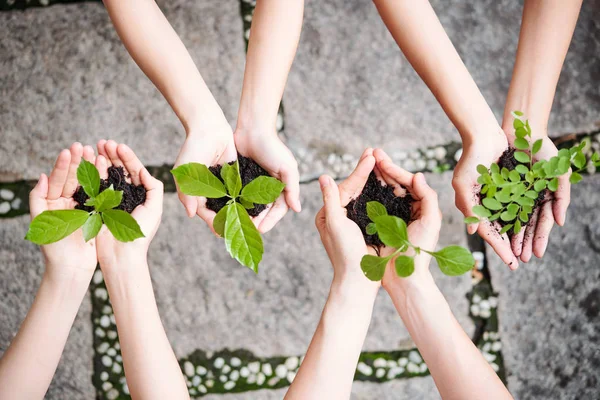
[502,0,583,134]
[285,280,376,400]
[0,269,91,399]
[103,0,226,134]
[385,272,511,400]
[373,0,499,142]
[237,0,304,132]
[102,258,189,400]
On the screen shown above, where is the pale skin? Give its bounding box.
[102,0,302,234]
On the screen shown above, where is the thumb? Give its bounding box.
[453,179,479,235]
[29,173,49,219]
[319,175,341,217]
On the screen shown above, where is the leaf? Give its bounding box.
[499,224,513,234]
[492,173,504,185]
[89,187,123,212]
[489,212,501,222]
[532,139,543,154]
[501,211,517,222]
[432,246,474,276]
[507,203,519,215]
[220,161,242,198]
[501,167,510,179]
[514,138,529,150]
[373,215,409,249]
[360,255,388,281]
[494,190,512,204]
[240,176,286,205]
[514,219,522,234]
[514,151,530,163]
[464,216,480,224]
[573,151,586,169]
[513,118,524,130]
[512,182,526,196]
[515,164,529,174]
[519,211,529,223]
[482,197,502,210]
[213,206,228,237]
[240,198,254,209]
[472,205,491,218]
[476,164,489,175]
[486,186,497,199]
[77,160,101,198]
[525,190,538,199]
[490,163,500,174]
[224,203,264,272]
[557,157,570,175]
[516,196,534,207]
[25,210,90,245]
[515,127,527,140]
[366,222,378,235]
[395,256,415,278]
[570,172,583,184]
[509,170,521,183]
[102,209,145,242]
[534,180,547,192]
[548,177,559,192]
[82,213,103,242]
[512,110,524,117]
[366,201,388,221]
[171,163,228,198]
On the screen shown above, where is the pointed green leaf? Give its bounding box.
[395,256,415,278]
[570,172,583,184]
[472,205,491,218]
[512,110,524,117]
[489,212,501,222]
[508,170,521,183]
[366,222,378,235]
[373,215,409,248]
[548,177,559,192]
[77,160,101,198]
[25,210,90,245]
[366,201,388,221]
[519,211,529,223]
[224,203,263,272]
[514,219,522,234]
[482,197,502,210]
[433,246,474,276]
[171,163,228,198]
[464,216,480,224]
[514,151,530,163]
[82,213,103,242]
[514,138,529,150]
[221,161,242,198]
[499,224,513,234]
[532,139,543,154]
[515,164,529,174]
[213,206,228,237]
[573,151,586,169]
[360,255,388,281]
[240,198,254,209]
[102,209,145,242]
[88,187,123,212]
[240,176,285,205]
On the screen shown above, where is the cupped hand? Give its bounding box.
[452,132,519,270]
[174,125,237,233]
[95,140,164,269]
[234,129,300,233]
[315,149,381,292]
[29,143,98,277]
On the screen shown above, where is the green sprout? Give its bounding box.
[25,160,144,245]
[360,201,475,281]
[171,161,285,273]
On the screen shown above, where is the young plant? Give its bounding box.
[465,111,600,235]
[25,160,145,245]
[171,161,285,273]
[361,201,475,281]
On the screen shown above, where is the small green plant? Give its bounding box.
[25,160,144,245]
[171,161,285,273]
[465,111,600,235]
[360,201,475,281]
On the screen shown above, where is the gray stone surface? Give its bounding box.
[0,0,245,181]
[490,174,600,399]
[285,0,600,159]
[0,217,95,399]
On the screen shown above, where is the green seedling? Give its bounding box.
[25,160,144,245]
[465,111,600,235]
[361,201,475,281]
[171,161,285,273]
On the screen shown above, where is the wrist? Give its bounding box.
[330,271,380,304]
[99,253,148,277]
[42,267,93,296]
[235,108,278,138]
[184,109,231,139]
[460,124,506,147]
[382,267,435,298]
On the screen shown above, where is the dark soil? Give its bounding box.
[74,166,146,213]
[206,155,271,217]
[346,172,413,247]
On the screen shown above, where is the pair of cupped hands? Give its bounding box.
[30,140,163,281]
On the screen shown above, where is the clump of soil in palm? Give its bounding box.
[346,172,413,247]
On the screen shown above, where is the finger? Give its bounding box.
[453,179,480,235]
[533,200,554,258]
[179,192,198,218]
[412,173,441,225]
[360,148,374,161]
[251,206,268,230]
[338,155,375,205]
[378,159,413,188]
[47,149,71,200]
[377,161,412,198]
[510,223,526,258]
[95,155,109,180]
[104,140,124,169]
[29,174,49,219]
[139,167,163,210]
[319,175,342,217]
[97,139,109,160]
[117,144,144,185]
[82,145,95,163]
[373,148,392,164]
[280,162,301,212]
[62,142,83,197]
[553,174,571,226]
[258,196,289,233]
[478,221,519,270]
[520,207,539,263]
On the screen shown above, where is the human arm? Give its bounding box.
[234,0,304,232]
[0,144,98,399]
[502,0,583,262]
[285,150,380,400]
[95,141,189,400]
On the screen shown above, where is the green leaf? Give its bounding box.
[171,163,228,198]
[507,204,519,214]
[25,210,90,245]
[501,211,517,222]
[490,163,500,174]
[464,216,480,224]
[492,173,505,185]
[514,220,522,234]
[486,185,497,199]
[82,213,103,242]
[88,187,123,212]
[360,255,388,281]
[499,224,513,234]
[532,139,543,154]
[373,215,409,249]
[534,180,547,192]
[432,246,474,276]
[482,197,502,210]
[573,151,586,169]
[515,164,529,174]
[501,167,510,179]
[516,196,534,207]
[494,190,512,204]
[512,110,524,117]
[366,201,388,221]
[366,222,378,235]
[514,138,529,151]
[240,198,254,209]
[102,209,145,242]
[548,177,559,192]
[395,256,415,278]
[525,190,538,199]
[514,151,530,163]
[515,127,527,140]
[570,172,583,184]
[513,118,524,130]
[77,160,101,198]
[213,206,228,237]
[489,212,501,222]
[476,164,489,175]
[519,211,529,223]
[512,183,527,196]
[472,205,491,218]
[509,170,521,183]
[240,176,286,205]
[224,203,263,272]
[221,161,242,198]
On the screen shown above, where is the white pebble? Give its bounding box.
[491,341,502,352]
[419,363,428,373]
[491,363,500,372]
[100,372,109,381]
[184,361,195,377]
[205,379,214,388]
[488,297,498,308]
[240,367,249,377]
[244,29,251,40]
[402,159,416,171]
[102,305,112,314]
[11,198,21,209]
[123,382,130,395]
[230,357,241,367]
[268,377,280,386]
[434,146,447,160]
[192,376,201,386]
[425,149,435,158]
[247,374,257,384]
[342,153,354,163]
[96,289,108,301]
[257,373,266,385]
[285,356,299,370]
[214,357,225,369]
[0,202,10,214]
[407,362,419,373]
[387,366,404,379]
[219,375,227,383]
[116,355,122,362]
[356,362,373,376]
[454,148,463,162]
[198,384,207,394]
[415,159,427,170]
[373,358,387,368]
[375,368,385,378]
[393,151,407,161]
[480,300,491,310]
[483,332,489,341]
[107,348,116,357]
[230,370,240,381]
[398,358,408,367]
[99,315,110,328]
[387,360,397,368]
[196,366,207,376]
[101,355,112,367]
[248,362,260,374]
[0,189,14,200]
[222,365,231,374]
[470,304,480,316]
[275,365,287,379]
[224,381,236,390]
[286,371,296,383]
[482,352,497,362]
[97,342,109,354]
[482,342,491,353]
[408,351,422,364]
[327,153,337,165]
[426,159,438,171]
[93,270,104,284]
[112,363,122,374]
[106,389,119,400]
[95,328,105,338]
[262,363,273,376]
[480,309,491,319]
[110,314,116,325]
